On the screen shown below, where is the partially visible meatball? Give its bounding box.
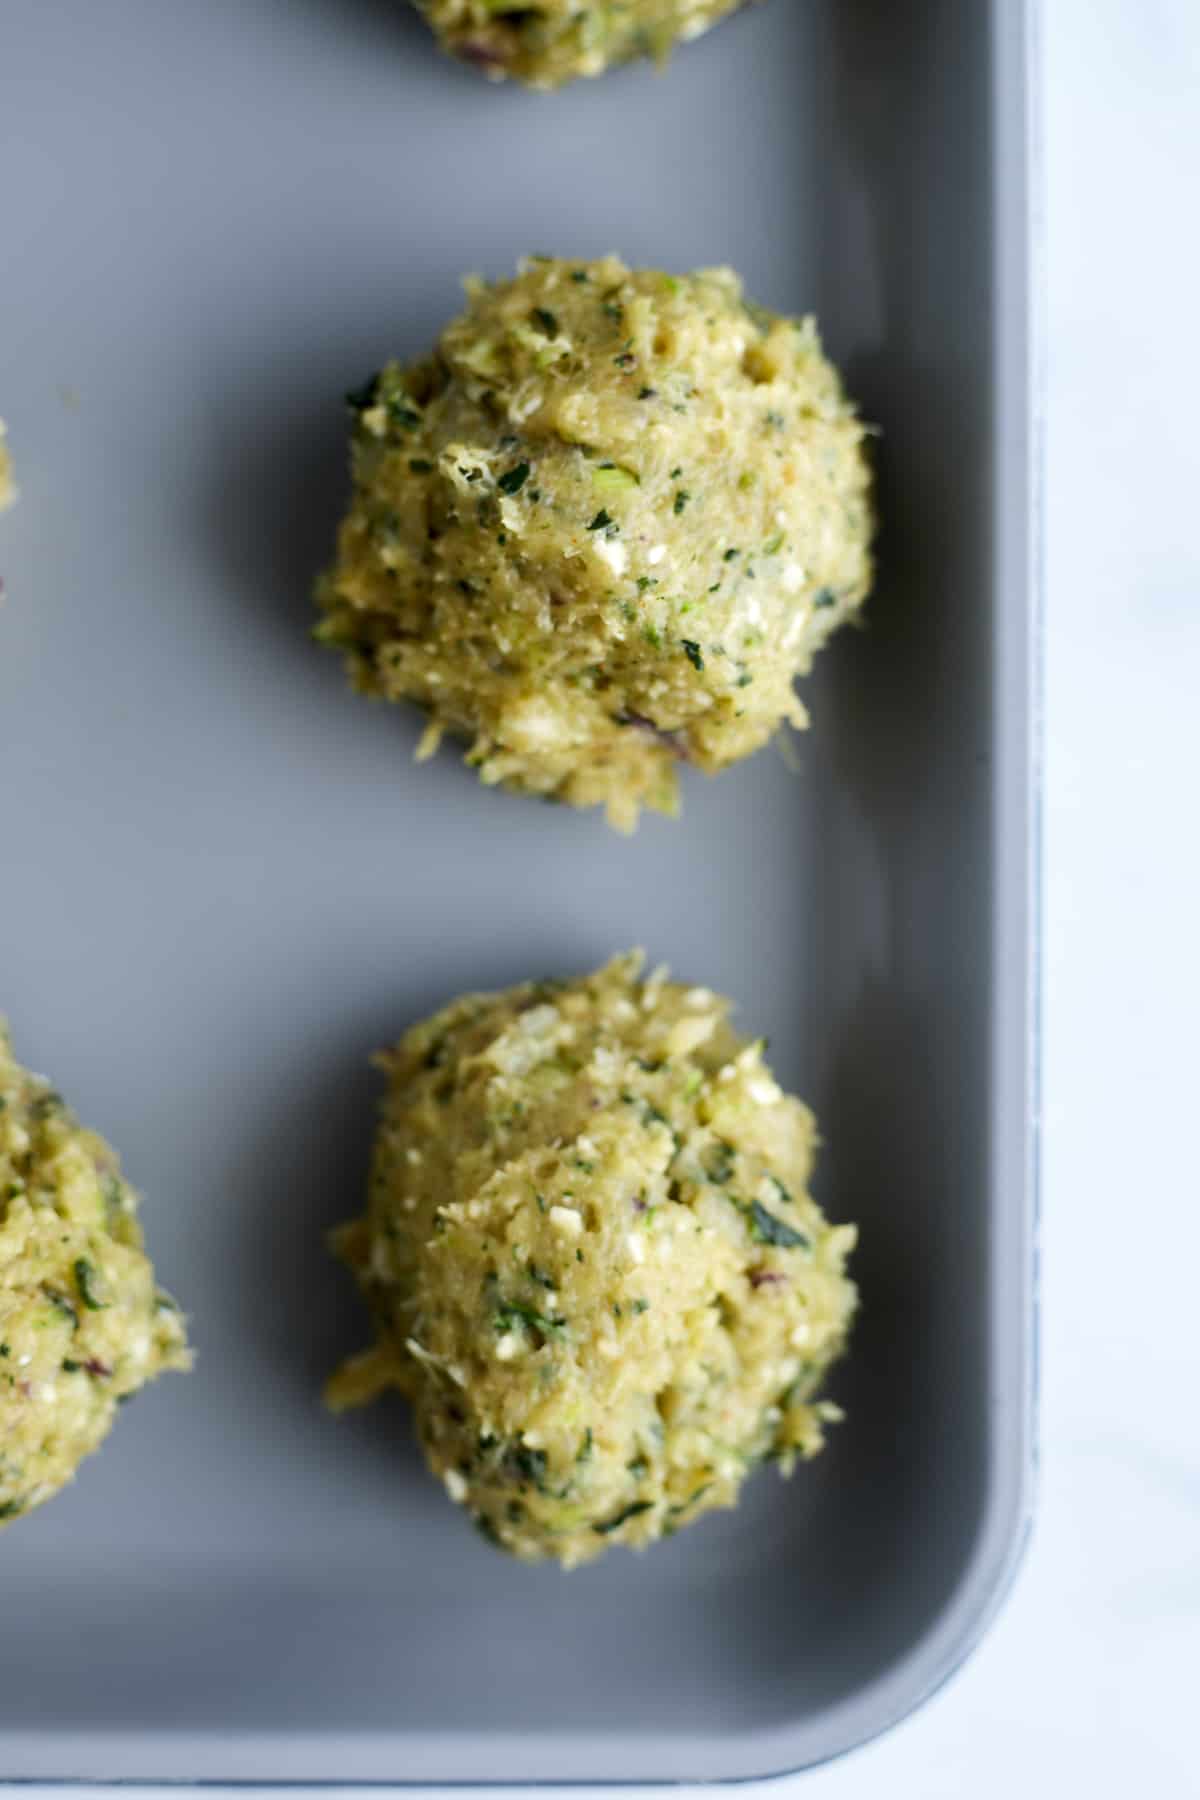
[327,954,857,1567]
[0,1026,190,1526]
[316,256,873,829]
[0,420,15,513]
[415,0,749,88]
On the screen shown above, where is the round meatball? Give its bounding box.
[0,1026,190,1525]
[316,256,873,831]
[415,0,748,88]
[327,954,857,1567]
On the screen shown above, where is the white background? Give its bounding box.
[32,0,1200,1794]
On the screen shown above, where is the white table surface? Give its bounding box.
[28,0,1200,1794]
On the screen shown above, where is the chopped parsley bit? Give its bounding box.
[681,639,705,672]
[673,490,690,514]
[763,533,784,555]
[497,461,531,496]
[74,1258,107,1310]
[576,1428,594,1464]
[636,575,657,592]
[593,1499,653,1536]
[344,372,380,412]
[0,1500,25,1521]
[575,1248,584,1263]
[814,587,838,608]
[602,300,624,323]
[643,624,663,649]
[632,1298,651,1315]
[737,671,754,688]
[638,386,658,400]
[587,509,613,531]
[494,1301,566,1339]
[507,1444,550,1491]
[724,547,740,561]
[408,458,433,473]
[614,351,636,369]
[532,307,559,338]
[570,269,590,283]
[747,1202,811,1250]
[669,466,683,479]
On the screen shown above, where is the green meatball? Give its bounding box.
[415,0,749,88]
[0,1026,190,1525]
[316,256,874,829]
[328,954,857,1568]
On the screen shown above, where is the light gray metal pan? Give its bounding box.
[0,0,1039,1782]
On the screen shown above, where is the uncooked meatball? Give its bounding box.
[327,954,857,1567]
[0,421,14,513]
[415,0,749,88]
[0,1026,190,1525]
[316,256,873,829]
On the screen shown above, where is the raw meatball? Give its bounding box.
[316,256,873,831]
[0,421,14,513]
[0,1026,190,1525]
[328,954,857,1567]
[415,0,748,88]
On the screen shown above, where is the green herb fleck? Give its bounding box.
[74,1259,107,1311]
[587,509,613,532]
[498,461,531,496]
[344,373,380,412]
[674,490,690,515]
[747,1202,811,1250]
[681,639,704,672]
[494,1301,566,1339]
[593,1500,653,1536]
[814,587,837,609]
[532,307,559,338]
